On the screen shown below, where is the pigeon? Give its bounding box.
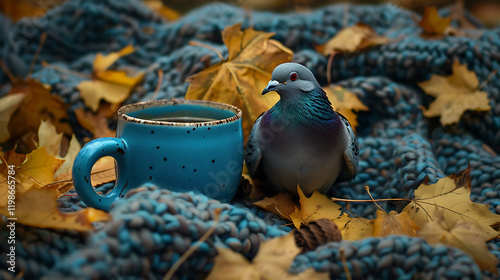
[245,62,358,196]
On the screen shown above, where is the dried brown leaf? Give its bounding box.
[77,45,144,112]
[403,166,500,240]
[419,209,498,274]
[418,60,490,125]
[185,23,293,143]
[324,85,368,132]
[0,93,25,142]
[0,186,111,231]
[7,79,72,143]
[206,233,329,280]
[0,147,63,207]
[254,192,295,220]
[289,185,342,229]
[74,104,118,139]
[372,210,420,237]
[333,213,374,241]
[418,6,452,36]
[320,23,389,55]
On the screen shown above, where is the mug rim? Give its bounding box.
[118,99,243,127]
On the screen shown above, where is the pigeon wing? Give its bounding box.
[337,112,359,181]
[245,113,265,180]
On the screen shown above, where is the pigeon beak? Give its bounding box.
[262,80,280,95]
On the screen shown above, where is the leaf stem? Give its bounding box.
[0,60,17,83]
[364,185,385,213]
[42,179,73,187]
[150,69,163,101]
[28,33,47,79]
[189,41,224,62]
[0,152,8,168]
[331,197,412,203]
[477,69,498,91]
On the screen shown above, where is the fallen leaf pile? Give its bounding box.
[77,45,145,112]
[3,79,72,146]
[0,186,111,231]
[254,167,500,273]
[0,119,111,230]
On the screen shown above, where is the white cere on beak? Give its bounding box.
[266,80,279,88]
[262,80,281,95]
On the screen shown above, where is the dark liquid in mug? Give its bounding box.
[151,116,218,123]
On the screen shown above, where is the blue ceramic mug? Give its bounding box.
[72,99,244,211]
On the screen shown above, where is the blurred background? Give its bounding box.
[158,0,500,26]
[1,0,500,27]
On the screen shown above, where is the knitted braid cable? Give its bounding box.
[290,235,494,280]
[37,185,288,280]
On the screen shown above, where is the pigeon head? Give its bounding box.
[262,63,321,96]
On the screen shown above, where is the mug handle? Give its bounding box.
[72,137,129,211]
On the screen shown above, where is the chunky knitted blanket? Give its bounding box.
[1,0,500,279]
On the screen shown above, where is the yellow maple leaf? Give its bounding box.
[289,185,342,229]
[324,85,368,132]
[185,23,293,143]
[319,23,389,55]
[38,119,64,157]
[418,60,491,125]
[15,147,64,189]
[6,79,72,143]
[403,166,500,240]
[253,192,295,220]
[372,209,420,237]
[419,208,498,274]
[0,147,64,207]
[206,233,329,280]
[34,120,80,195]
[77,45,145,112]
[54,134,81,177]
[333,213,374,241]
[0,93,25,142]
[52,156,116,199]
[418,6,452,36]
[46,155,115,199]
[37,120,82,177]
[0,186,111,231]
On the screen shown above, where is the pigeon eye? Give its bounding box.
[289,73,298,81]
